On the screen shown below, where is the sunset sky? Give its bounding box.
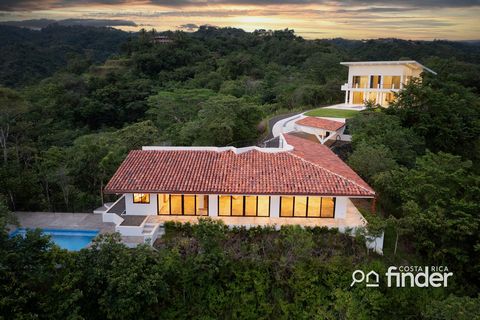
[1,0,479,40]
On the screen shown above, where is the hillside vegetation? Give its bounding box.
[0,25,479,318]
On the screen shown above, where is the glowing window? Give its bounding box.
[196,195,209,216]
[158,194,169,215]
[231,196,243,216]
[353,76,368,88]
[133,193,149,203]
[183,195,195,216]
[294,196,307,217]
[370,75,381,89]
[245,196,257,216]
[257,196,270,217]
[307,197,321,217]
[321,197,335,218]
[170,195,182,215]
[280,196,294,217]
[218,195,231,216]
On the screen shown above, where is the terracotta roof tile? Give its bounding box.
[283,133,374,194]
[296,116,345,131]
[105,140,374,197]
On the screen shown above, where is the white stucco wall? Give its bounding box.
[334,197,348,219]
[208,195,218,217]
[270,196,280,218]
[125,193,157,215]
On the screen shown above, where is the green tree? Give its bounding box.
[388,78,480,162]
[0,87,28,164]
[375,152,480,292]
[348,142,398,181]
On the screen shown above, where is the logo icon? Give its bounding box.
[351,270,380,287]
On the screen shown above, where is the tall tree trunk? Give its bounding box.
[394,231,399,256]
[8,190,15,211]
[45,180,51,211]
[100,179,104,205]
[0,125,9,164]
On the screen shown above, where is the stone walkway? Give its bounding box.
[10,212,115,234]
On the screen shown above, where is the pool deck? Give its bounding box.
[10,212,115,234]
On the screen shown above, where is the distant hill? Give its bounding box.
[321,38,480,64]
[1,24,479,88]
[0,24,131,87]
[0,18,137,29]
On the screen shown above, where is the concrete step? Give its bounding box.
[142,223,158,234]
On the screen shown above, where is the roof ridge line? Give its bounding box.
[287,151,374,195]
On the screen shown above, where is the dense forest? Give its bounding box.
[1,25,480,318]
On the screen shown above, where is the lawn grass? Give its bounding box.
[304,108,359,118]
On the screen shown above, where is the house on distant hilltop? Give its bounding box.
[153,35,173,44]
[98,133,375,247]
[340,60,436,107]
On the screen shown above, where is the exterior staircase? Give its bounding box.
[142,223,157,235]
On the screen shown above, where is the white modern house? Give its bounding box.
[100,133,375,247]
[340,60,436,106]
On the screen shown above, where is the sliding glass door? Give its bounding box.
[158,194,209,216]
[280,196,335,218]
[218,195,270,217]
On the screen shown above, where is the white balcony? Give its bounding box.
[341,83,401,91]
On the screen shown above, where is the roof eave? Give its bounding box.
[104,189,375,198]
[340,60,437,75]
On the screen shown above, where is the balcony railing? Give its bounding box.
[341,83,401,90]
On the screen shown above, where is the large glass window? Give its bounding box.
[385,92,395,103]
[218,195,231,216]
[217,195,270,217]
[231,196,243,216]
[133,193,150,203]
[245,196,257,216]
[159,194,170,215]
[280,196,294,217]
[308,197,321,217]
[196,195,209,216]
[383,76,401,89]
[352,92,364,104]
[170,195,182,215]
[370,75,381,88]
[294,196,307,217]
[183,195,195,216]
[157,194,209,216]
[280,196,336,218]
[321,197,335,218]
[257,196,270,217]
[353,76,368,88]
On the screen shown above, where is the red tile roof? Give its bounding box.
[105,138,374,197]
[296,116,345,131]
[283,134,374,193]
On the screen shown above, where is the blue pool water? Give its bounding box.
[9,228,99,251]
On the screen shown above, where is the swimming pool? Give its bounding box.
[9,228,100,251]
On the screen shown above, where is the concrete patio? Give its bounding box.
[10,212,115,234]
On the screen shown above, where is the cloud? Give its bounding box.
[0,18,137,28]
[177,23,199,30]
[0,0,129,11]
[334,6,415,13]
[87,9,255,18]
[0,0,479,11]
